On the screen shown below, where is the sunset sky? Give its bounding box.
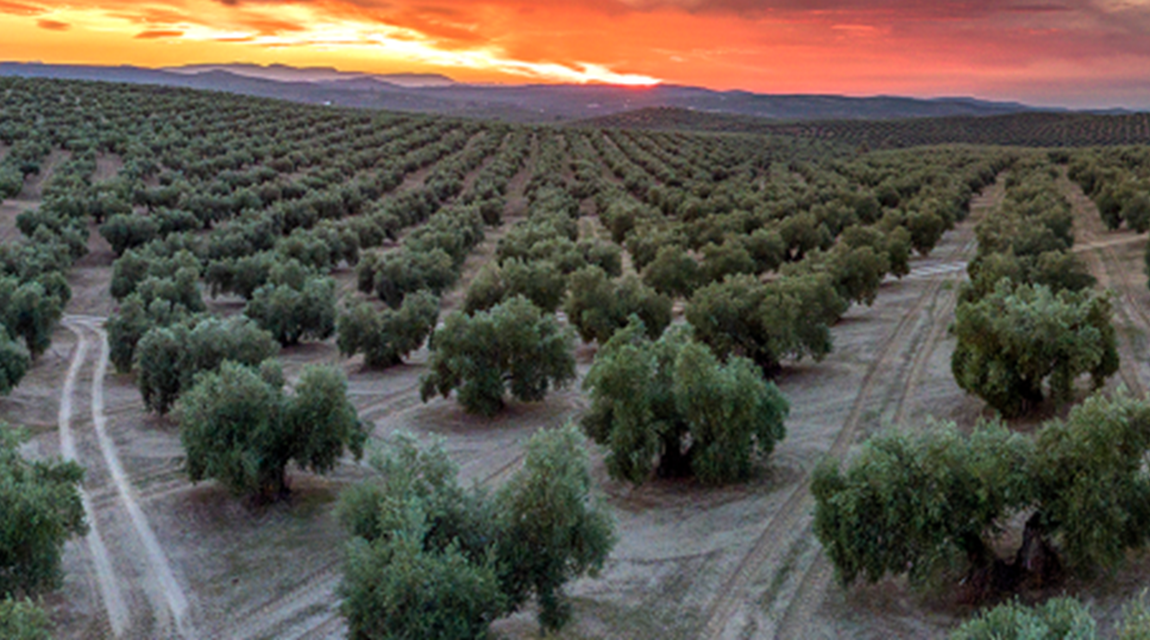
[2,0,1149,108]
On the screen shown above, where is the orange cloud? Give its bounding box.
[0,0,1148,106]
[36,18,68,30]
[0,1,43,16]
[135,29,184,39]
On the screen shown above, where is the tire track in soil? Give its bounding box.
[65,316,193,638]
[702,184,994,640]
[699,257,958,640]
[773,181,1002,640]
[775,248,970,640]
[59,325,131,638]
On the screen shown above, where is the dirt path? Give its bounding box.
[62,316,193,638]
[59,325,130,638]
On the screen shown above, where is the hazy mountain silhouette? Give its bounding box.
[0,61,1065,123]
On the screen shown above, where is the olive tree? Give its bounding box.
[136,315,278,414]
[687,273,846,374]
[641,244,702,298]
[337,291,439,368]
[180,362,367,501]
[463,259,567,315]
[951,281,1118,417]
[494,424,615,632]
[0,427,86,598]
[812,420,1033,590]
[564,266,671,344]
[582,320,789,485]
[950,598,1095,640]
[337,426,614,637]
[0,327,30,395]
[814,392,1150,597]
[0,277,63,358]
[244,265,337,346]
[420,296,575,417]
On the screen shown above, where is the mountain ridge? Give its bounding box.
[0,61,1079,123]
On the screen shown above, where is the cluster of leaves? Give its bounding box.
[687,273,846,374]
[243,260,337,346]
[951,592,1150,640]
[0,427,86,598]
[951,281,1118,417]
[813,392,1150,595]
[582,320,788,485]
[337,290,439,368]
[337,425,614,637]
[134,315,279,414]
[564,266,671,345]
[420,296,576,417]
[179,361,367,501]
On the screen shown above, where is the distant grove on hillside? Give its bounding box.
[582,107,1150,149]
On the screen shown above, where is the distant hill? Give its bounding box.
[162,63,456,88]
[577,106,1150,148]
[0,62,1055,124]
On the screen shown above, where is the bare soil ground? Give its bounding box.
[8,166,1150,639]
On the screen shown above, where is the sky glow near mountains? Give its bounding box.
[3,0,1149,108]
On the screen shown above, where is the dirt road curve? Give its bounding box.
[61,316,193,639]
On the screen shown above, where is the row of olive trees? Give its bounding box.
[952,156,1116,417]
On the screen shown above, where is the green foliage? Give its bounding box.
[341,530,504,640]
[337,427,614,636]
[0,277,64,358]
[462,258,568,315]
[700,240,757,283]
[337,291,439,368]
[136,315,278,414]
[245,274,337,346]
[951,281,1118,417]
[950,597,1096,640]
[642,244,702,298]
[1118,591,1150,640]
[0,326,31,395]
[1030,392,1150,574]
[179,361,366,500]
[816,392,1150,593]
[0,427,87,598]
[495,424,616,632]
[0,597,53,640]
[907,210,947,255]
[564,266,672,345]
[812,421,1033,587]
[687,273,846,373]
[105,295,189,374]
[99,214,158,257]
[583,320,788,485]
[420,296,576,416]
